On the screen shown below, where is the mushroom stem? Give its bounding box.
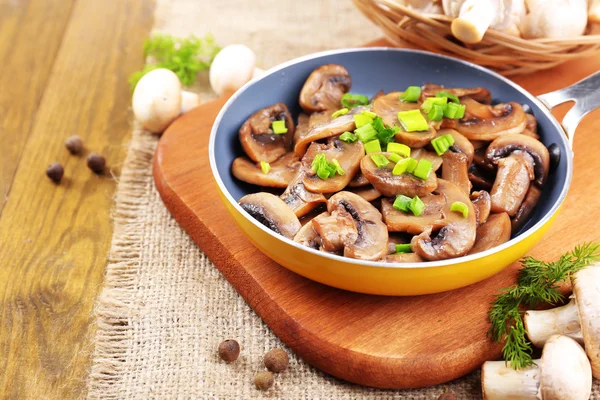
[180,90,200,114]
[451,0,497,44]
[524,299,584,348]
[482,361,541,399]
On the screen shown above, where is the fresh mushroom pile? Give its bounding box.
[233,64,557,263]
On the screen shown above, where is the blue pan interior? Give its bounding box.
[212,48,570,239]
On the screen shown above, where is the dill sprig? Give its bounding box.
[129,33,220,91]
[488,242,600,369]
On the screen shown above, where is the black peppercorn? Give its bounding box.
[548,143,561,171]
[218,339,240,362]
[46,162,64,183]
[65,135,84,155]
[264,348,289,373]
[254,371,274,390]
[87,152,106,174]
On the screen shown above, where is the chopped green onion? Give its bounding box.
[339,131,358,143]
[399,86,421,102]
[436,91,460,104]
[397,110,429,132]
[312,153,327,172]
[393,195,412,212]
[312,154,332,180]
[431,134,455,156]
[427,104,445,122]
[316,167,331,180]
[372,117,397,147]
[392,157,413,176]
[355,123,378,143]
[370,154,389,168]
[354,114,372,128]
[395,244,412,254]
[413,159,433,180]
[331,108,349,118]
[331,158,345,175]
[409,196,425,216]
[341,93,369,109]
[365,140,382,154]
[422,97,447,113]
[387,142,411,158]
[362,110,378,119]
[444,102,466,119]
[272,120,288,134]
[406,158,419,174]
[388,153,402,163]
[450,201,469,218]
[260,161,270,174]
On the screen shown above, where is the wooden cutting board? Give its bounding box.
[153,40,600,389]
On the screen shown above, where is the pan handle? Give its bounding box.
[537,71,600,149]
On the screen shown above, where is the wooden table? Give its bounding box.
[0,0,154,398]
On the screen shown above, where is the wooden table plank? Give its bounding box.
[0,0,76,215]
[0,0,154,398]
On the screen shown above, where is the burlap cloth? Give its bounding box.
[87,1,600,399]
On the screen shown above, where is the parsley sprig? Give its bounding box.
[129,34,220,91]
[488,242,600,369]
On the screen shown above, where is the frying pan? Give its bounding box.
[209,48,600,296]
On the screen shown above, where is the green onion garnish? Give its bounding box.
[331,158,345,175]
[410,195,425,216]
[341,93,369,109]
[339,131,358,143]
[362,110,378,119]
[312,154,337,180]
[436,91,460,104]
[444,102,466,119]
[388,153,402,163]
[427,104,445,122]
[395,243,412,254]
[406,158,419,174]
[450,201,469,218]
[413,159,433,180]
[331,108,349,118]
[387,142,411,158]
[431,134,456,156]
[355,123,378,143]
[393,195,412,212]
[370,154,389,168]
[260,161,270,174]
[421,97,447,113]
[372,117,398,147]
[272,120,288,135]
[399,86,421,103]
[354,114,372,128]
[392,157,413,176]
[365,140,382,154]
[397,110,429,132]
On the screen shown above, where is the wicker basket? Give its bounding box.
[354,0,600,75]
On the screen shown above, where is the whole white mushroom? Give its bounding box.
[209,44,264,96]
[132,68,199,133]
[520,0,588,39]
[591,0,600,22]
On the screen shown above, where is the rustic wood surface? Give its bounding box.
[154,40,600,388]
[0,0,154,398]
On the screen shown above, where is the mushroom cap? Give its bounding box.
[573,265,600,378]
[421,84,492,104]
[540,335,592,400]
[456,102,527,141]
[489,150,535,216]
[312,209,359,253]
[468,212,511,255]
[486,133,550,186]
[298,64,351,112]
[520,0,588,39]
[132,68,182,133]
[280,170,327,218]
[348,185,382,202]
[209,44,256,96]
[232,153,301,188]
[471,190,491,226]
[293,217,323,250]
[348,171,370,188]
[382,194,446,235]
[239,103,295,163]
[436,129,474,164]
[239,192,301,239]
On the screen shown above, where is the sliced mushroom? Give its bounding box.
[412,179,477,260]
[348,185,382,202]
[411,148,443,171]
[327,192,388,261]
[489,150,535,216]
[522,129,540,140]
[462,97,495,119]
[371,90,385,102]
[511,185,542,233]
[455,102,527,141]
[473,148,496,171]
[293,217,322,250]
[361,152,438,198]
[293,113,310,144]
[312,209,359,253]
[299,64,351,113]
[348,171,370,187]
[441,151,471,195]
[468,212,511,254]
[386,252,424,263]
[381,195,446,234]
[239,192,301,239]
[371,92,437,148]
[421,84,492,104]
[487,133,550,187]
[239,103,295,163]
[471,190,491,226]
[525,113,537,133]
[302,138,364,193]
[281,170,327,217]
[436,128,474,163]
[232,153,301,188]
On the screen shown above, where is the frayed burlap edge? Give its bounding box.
[87,126,157,400]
